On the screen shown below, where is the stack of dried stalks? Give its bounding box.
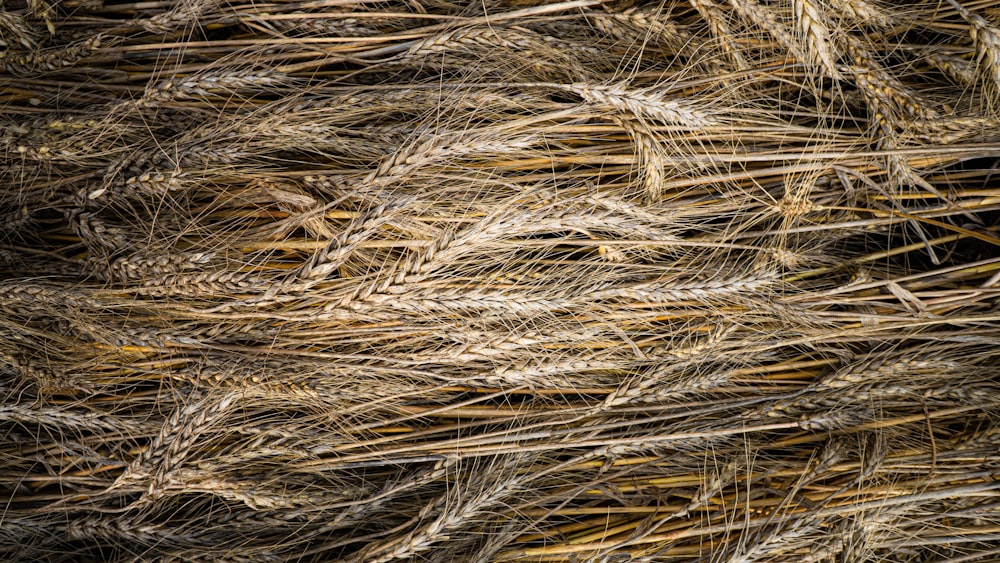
[2,0,1000,560]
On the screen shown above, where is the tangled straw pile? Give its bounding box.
[3,0,1000,560]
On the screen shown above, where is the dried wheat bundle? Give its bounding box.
[2,0,1000,561]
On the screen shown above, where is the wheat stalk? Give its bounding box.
[3,1,1000,560]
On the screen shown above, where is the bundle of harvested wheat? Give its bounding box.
[2,0,999,561]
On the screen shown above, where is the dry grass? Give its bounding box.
[2,0,1000,561]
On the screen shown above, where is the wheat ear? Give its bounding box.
[793,0,843,79]
[946,0,1000,97]
[689,0,750,69]
[613,116,666,203]
[0,34,104,74]
[571,82,716,127]
[827,0,894,27]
